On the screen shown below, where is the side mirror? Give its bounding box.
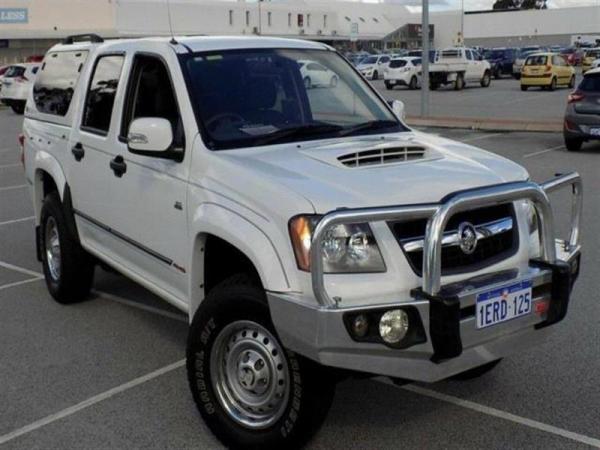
[388,99,406,121]
[128,117,179,160]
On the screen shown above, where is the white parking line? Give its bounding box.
[462,132,505,143]
[0,277,43,292]
[0,260,43,279]
[93,290,187,323]
[0,184,27,192]
[0,360,186,446]
[523,145,565,159]
[0,216,34,227]
[389,382,600,448]
[0,163,21,169]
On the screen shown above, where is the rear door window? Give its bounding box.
[33,51,88,116]
[81,55,125,135]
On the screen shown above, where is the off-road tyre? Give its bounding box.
[186,275,335,450]
[40,192,94,303]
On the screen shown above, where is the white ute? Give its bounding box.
[429,47,492,90]
[22,34,583,449]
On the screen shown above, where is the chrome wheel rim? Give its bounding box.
[210,320,290,429]
[45,216,61,281]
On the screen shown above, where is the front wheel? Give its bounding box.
[521,85,528,91]
[549,77,557,91]
[372,71,379,80]
[480,71,491,88]
[303,77,312,90]
[40,192,95,303]
[384,81,393,90]
[409,75,418,90]
[186,276,335,449]
[329,75,338,88]
[454,74,465,91]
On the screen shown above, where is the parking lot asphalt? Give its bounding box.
[1,109,600,449]
[373,75,575,123]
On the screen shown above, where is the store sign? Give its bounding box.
[0,8,28,24]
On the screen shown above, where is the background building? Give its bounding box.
[0,0,599,64]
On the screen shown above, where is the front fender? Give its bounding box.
[189,202,292,317]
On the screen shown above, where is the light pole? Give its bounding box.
[258,0,263,35]
[461,0,464,44]
[421,0,430,117]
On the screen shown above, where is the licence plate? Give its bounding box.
[476,280,532,329]
[590,128,600,136]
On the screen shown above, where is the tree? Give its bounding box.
[493,0,547,9]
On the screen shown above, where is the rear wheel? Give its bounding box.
[187,276,335,449]
[565,137,583,152]
[303,77,312,89]
[40,192,95,304]
[372,70,379,81]
[385,81,393,90]
[451,359,502,381]
[521,85,528,91]
[409,75,418,90]
[11,102,25,115]
[454,74,465,91]
[549,77,557,91]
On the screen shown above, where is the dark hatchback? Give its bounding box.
[564,69,600,151]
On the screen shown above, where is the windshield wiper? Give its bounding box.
[253,123,344,146]
[338,120,400,137]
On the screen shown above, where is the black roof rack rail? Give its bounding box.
[62,34,104,45]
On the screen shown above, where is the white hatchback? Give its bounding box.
[384,57,422,90]
[298,60,339,88]
[356,55,391,80]
[0,63,40,114]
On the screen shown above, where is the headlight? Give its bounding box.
[525,202,541,259]
[289,215,386,273]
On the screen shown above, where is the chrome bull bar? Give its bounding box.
[311,172,582,308]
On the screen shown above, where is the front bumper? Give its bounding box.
[269,173,583,382]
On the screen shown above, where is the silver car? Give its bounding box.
[564,68,600,151]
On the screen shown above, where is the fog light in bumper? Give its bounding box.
[379,309,409,344]
[351,314,369,338]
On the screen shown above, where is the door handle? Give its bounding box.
[71,143,85,161]
[110,155,127,178]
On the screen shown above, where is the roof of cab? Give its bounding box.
[49,35,332,55]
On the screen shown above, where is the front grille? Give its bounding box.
[389,204,518,276]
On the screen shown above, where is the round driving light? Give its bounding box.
[379,309,409,344]
[352,314,369,338]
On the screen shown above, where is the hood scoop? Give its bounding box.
[338,145,427,168]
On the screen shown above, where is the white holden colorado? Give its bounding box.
[22,34,582,449]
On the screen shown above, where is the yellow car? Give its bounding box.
[520,52,575,91]
[582,48,600,73]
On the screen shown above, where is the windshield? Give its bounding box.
[484,50,506,59]
[525,55,548,66]
[585,50,600,58]
[361,56,378,65]
[389,59,408,68]
[580,74,600,92]
[181,48,404,150]
[4,66,26,78]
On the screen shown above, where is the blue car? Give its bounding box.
[484,47,518,79]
